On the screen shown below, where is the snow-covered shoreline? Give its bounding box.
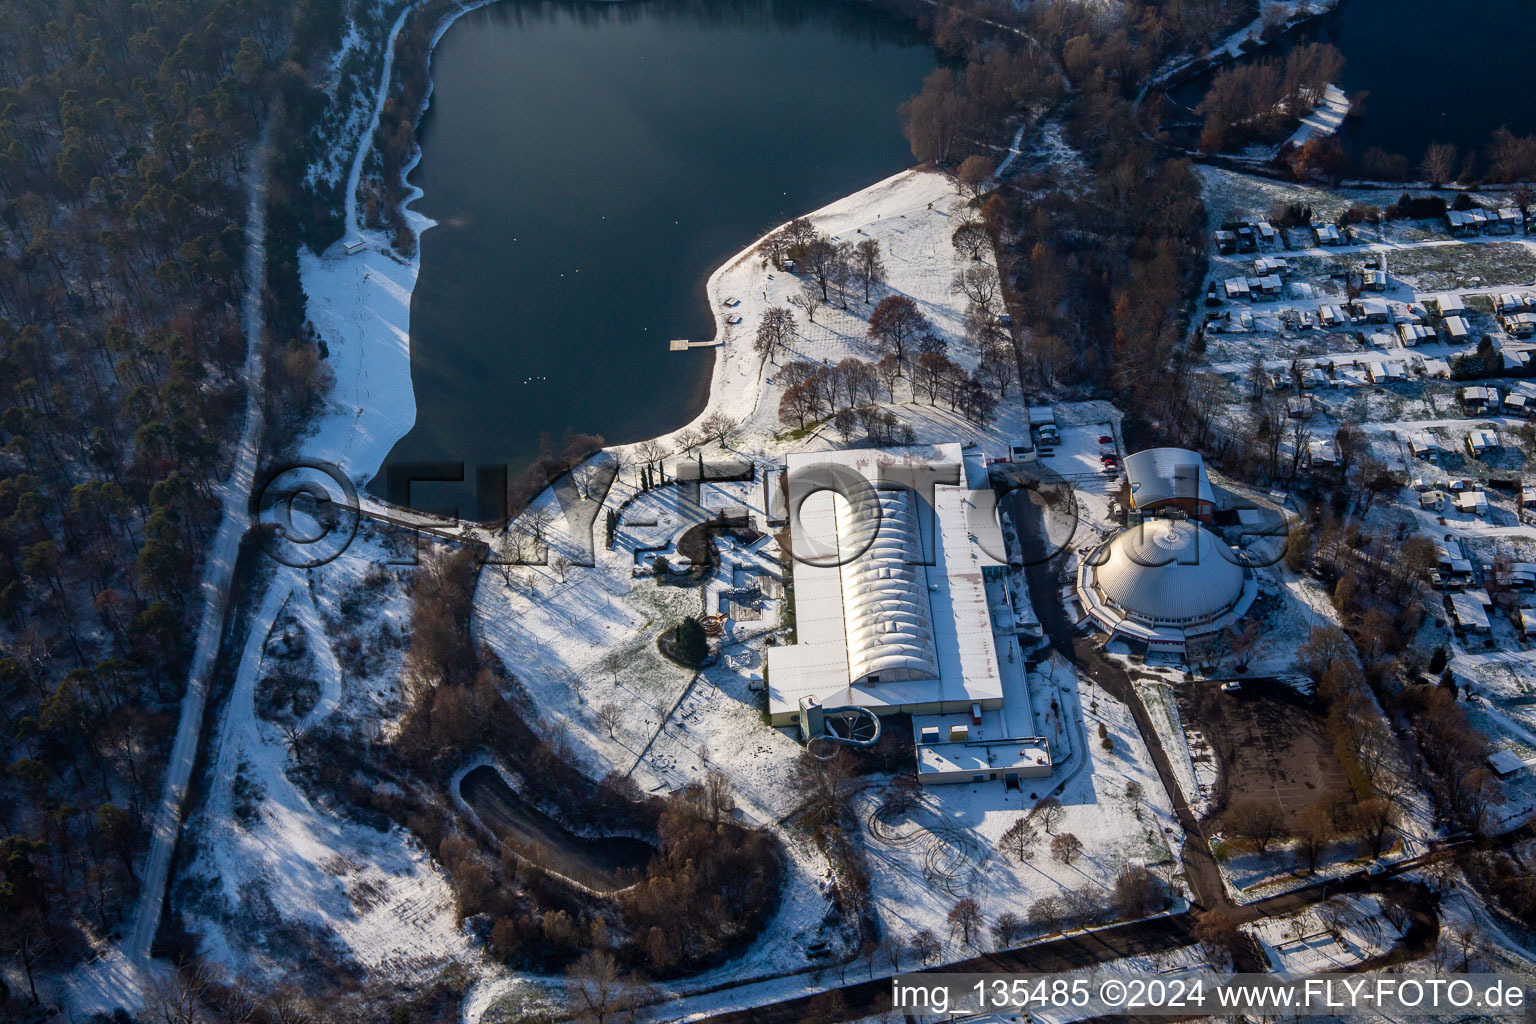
[301,0,497,486]
[298,0,945,495]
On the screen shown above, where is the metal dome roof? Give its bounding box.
[1090,520,1245,624]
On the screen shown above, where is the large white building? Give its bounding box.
[1075,517,1258,660]
[767,444,1050,786]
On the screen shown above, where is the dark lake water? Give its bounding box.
[373,0,937,515]
[1167,0,1536,165]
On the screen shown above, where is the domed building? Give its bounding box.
[1075,517,1258,659]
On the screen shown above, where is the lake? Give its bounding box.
[1167,0,1536,166]
[373,0,937,516]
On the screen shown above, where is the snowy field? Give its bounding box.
[179,530,477,985]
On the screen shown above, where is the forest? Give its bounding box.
[0,0,347,1008]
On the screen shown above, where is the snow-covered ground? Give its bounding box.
[1245,894,1404,973]
[460,170,1186,1010]
[181,533,476,985]
[1284,83,1349,149]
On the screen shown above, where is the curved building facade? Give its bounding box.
[1076,518,1257,657]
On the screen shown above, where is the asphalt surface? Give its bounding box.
[690,914,1197,1024]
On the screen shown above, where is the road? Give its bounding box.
[125,128,270,967]
[1005,488,1232,920]
[689,915,1197,1024]
[683,864,1446,1024]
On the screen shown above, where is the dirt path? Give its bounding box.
[127,127,271,968]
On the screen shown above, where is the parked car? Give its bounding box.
[1098,435,1114,444]
[1220,681,1242,694]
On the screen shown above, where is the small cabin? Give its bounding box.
[1455,490,1490,516]
[1461,385,1499,413]
[1447,209,1485,236]
[1368,360,1405,384]
[1358,298,1391,323]
[1450,591,1491,633]
[1432,292,1467,317]
[1504,312,1536,338]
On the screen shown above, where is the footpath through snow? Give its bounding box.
[66,127,272,1018]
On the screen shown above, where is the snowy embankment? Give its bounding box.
[299,0,495,485]
[184,535,474,984]
[1284,83,1349,149]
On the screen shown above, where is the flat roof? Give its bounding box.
[916,738,1051,777]
[767,445,1007,718]
[1451,591,1490,629]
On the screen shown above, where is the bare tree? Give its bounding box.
[833,407,859,442]
[1227,797,1288,854]
[636,439,664,482]
[998,816,1039,862]
[879,933,903,974]
[800,234,837,300]
[868,295,931,366]
[1033,796,1064,834]
[1353,797,1396,857]
[952,219,990,261]
[955,154,996,201]
[1193,907,1245,967]
[595,702,623,738]
[948,897,984,946]
[1420,142,1458,187]
[993,910,1024,948]
[551,553,570,583]
[976,343,1017,398]
[700,411,738,446]
[873,353,904,401]
[791,278,825,324]
[909,928,941,965]
[1293,798,1333,872]
[1125,780,1145,819]
[753,306,796,377]
[829,240,855,308]
[1051,832,1084,864]
[566,950,641,1024]
[1113,863,1167,919]
[900,67,968,164]
[1287,414,1313,481]
[149,963,216,1024]
[854,238,886,303]
[835,357,876,408]
[952,264,1000,311]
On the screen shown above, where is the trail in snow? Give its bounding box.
[65,126,274,1018]
[993,120,1030,180]
[344,5,414,240]
[127,126,271,969]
